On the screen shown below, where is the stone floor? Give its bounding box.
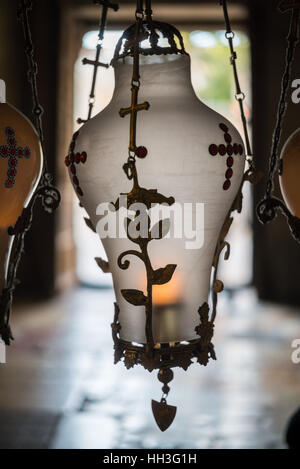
[0,287,299,449]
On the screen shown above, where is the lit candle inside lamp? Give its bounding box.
[152,271,183,348]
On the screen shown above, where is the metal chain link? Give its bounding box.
[264,5,300,198]
[17,0,45,164]
[220,0,254,170]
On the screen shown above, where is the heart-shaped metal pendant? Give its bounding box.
[151,398,177,432]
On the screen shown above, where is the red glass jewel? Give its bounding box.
[227,156,234,167]
[227,145,233,156]
[225,168,233,179]
[223,180,231,190]
[80,152,87,163]
[135,146,148,158]
[224,133,232,143]
[209,144,218,156]
[218,144,226,156]
[219,123,228,133]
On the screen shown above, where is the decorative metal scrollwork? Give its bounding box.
[112,20,187,62]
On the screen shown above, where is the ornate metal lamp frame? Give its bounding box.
[78,0,259,430]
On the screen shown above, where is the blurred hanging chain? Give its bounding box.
[17,0,44,148]
[256,0,300,241]
[220,0,254,171]
[262,0,300,199]
[77,0,119,124]
[0,0,61,346]
[17,0,60,210]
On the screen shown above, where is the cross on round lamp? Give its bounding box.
[0,79,43,296]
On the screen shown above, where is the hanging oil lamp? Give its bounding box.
[67,0,256,430]
[0,79,43,296]
[0,1,60,346]
[257,0,300,241]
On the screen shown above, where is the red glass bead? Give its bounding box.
[233,143,239,154]
[209,144,218,156]
[226,168,233,179]
[227,144,233,156]
[135,146,148,158]
[7,128,13,136]
[223,180,231,190]
[69,153,75,163]
[1,147,8,155]
[73,176,79,186]
[77,187,83,196]
[65,156,70,167]
[239,144,244,155]
[70,164,76,174]
[18,148,23,156]
[224,133,232,143]
[219,144,226,156]
[70,142,75,152]
[75,153,81,164]
[10,148,16,156]
[80,152,87,163]
[7,179,13,186]
[9,169,15,177]
[227,156,234,167]
[219,123,228,133]
[9,138,15,146]
[10,158,16,166]
[24,148,30,157]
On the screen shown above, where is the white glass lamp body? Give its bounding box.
[68,55,245,344]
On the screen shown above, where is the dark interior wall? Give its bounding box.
[0,0,300,304]
[250,0,300,304]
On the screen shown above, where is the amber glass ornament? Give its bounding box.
[0,91,43,291]
[279,129,300,218]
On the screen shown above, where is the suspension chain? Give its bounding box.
[78,0,119,124]
[17,0,45,163]
[220,0,254,170]
[264,2,300,198]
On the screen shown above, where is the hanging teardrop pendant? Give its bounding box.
[152,367,177,431]
[151,398,177,432]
